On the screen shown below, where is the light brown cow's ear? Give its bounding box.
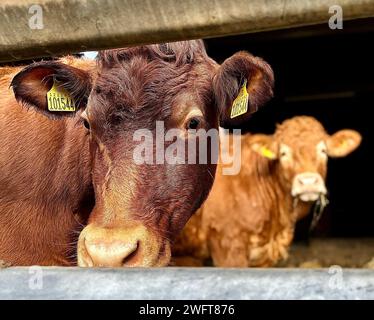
[327,129,362,158]
[213,51,274,127]
[249,134,278,160]
[11,61,92,119]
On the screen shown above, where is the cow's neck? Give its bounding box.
[291,199,313,221]
[0,111,94,266]
[234,154,294,266]
[249,156,295,230]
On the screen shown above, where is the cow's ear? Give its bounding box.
[327,129,362,158]
[213,52,274,127]
[249,134,277,160]
[11,61,92,119]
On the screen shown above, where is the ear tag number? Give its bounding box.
[47,81,76,112]
[230,79,249,119]
[260,147,276,159]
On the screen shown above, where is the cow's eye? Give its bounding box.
[186,118,201,130]
[83,119,90,130]
[279,144,292,160]
[279,144,292,162]
[317,141,328,158]
[319,148,328,159]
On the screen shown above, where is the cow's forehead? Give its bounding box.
[277,132,326,147]
[86,47,215,137]
[274,116,327,147]
[97,40,209,68]
[89,62,213,112]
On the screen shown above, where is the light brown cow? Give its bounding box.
[0,40,274,267]
[173,116,361,267]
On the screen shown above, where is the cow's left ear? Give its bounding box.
[327,129,362,158]
[11,60,92,119]
[249,134,278,160]
[213,51,274,127]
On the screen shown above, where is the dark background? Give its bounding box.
[205,18,373,238]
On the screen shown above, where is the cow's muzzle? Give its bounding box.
[291,172,327,202]
[77,224,171,267]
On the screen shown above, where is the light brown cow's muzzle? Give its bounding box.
[77,224,171,267]
[291,172,327,202]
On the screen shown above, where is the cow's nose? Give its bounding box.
[297,174,319,186]
[84,239,140,267]
[78,225,151,267]
[291,172,327,201]
[78,224,170,267]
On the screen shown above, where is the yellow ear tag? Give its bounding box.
[260,147,276,159]
[340,140,349,148]
[47,81,76,112]
[230,79,249,119]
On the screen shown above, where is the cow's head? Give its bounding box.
[251,116,361,204]
[11,40,274,267]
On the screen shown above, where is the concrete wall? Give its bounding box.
[0,267,373,299]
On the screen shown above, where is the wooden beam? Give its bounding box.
[1,0,374,63]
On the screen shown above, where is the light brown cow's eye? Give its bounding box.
[186,118,201,130]
[317,141,328,158]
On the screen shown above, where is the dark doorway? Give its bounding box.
[205,19,374,238]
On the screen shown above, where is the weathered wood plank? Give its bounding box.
[1,0,374,62]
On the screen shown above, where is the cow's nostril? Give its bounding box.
[299,176,318,185]
[84,239,139,267]
[122,241,141,266]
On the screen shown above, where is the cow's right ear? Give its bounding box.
[249,134,278,160]
[213,52,274,127]
[327,129,362,158]
[11,61,92,119]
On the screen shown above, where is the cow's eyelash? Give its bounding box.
[76,117,90,130]
[74,117,85,128]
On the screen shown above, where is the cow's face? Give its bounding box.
[251,116,361,202]
[11,41,274,267]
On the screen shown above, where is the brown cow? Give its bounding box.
[173,116,361,267]
[0,40,274,267]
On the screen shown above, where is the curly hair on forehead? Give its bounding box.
[97,40,209,68]
[88,40,216,137]
[274,116,327,142]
